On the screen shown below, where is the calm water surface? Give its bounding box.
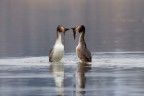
[1,1,144,95]
[0,52,144,96]
[1,0,144,57]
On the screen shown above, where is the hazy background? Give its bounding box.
[0,0,144,57]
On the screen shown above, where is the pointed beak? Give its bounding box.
[63,28,69,36]
[64,28,69,32]
[71,27,76,40]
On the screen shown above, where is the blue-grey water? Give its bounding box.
[1,0,144,96]
[0,52,144,96]
[1,0,144,57]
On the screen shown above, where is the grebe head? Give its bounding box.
[57,25,69,33]
[71,25,85,39]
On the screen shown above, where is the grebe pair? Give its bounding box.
[49,25,92,62]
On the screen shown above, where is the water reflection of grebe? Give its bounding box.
[49,62,65,96]
[75,62,91,96]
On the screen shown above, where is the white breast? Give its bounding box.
[52,43,64,62]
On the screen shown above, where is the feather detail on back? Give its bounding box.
[49,48,54,62]
[76,44,91,62]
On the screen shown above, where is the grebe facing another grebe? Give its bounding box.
[71,25,92,62]
[49,25,69,62]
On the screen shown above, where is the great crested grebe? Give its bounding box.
[71,25,92,62]
[49,25,69,62]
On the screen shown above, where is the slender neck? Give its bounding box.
[78,31,86,47]
[56,31,62,44]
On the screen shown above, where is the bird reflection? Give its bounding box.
[49,62,64,96]
[75,62,91,96]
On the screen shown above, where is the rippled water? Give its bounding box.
[0,52,144,96]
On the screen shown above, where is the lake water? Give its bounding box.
[1,0,144,57]
[1,1,144,95]
[0,52,144,96]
